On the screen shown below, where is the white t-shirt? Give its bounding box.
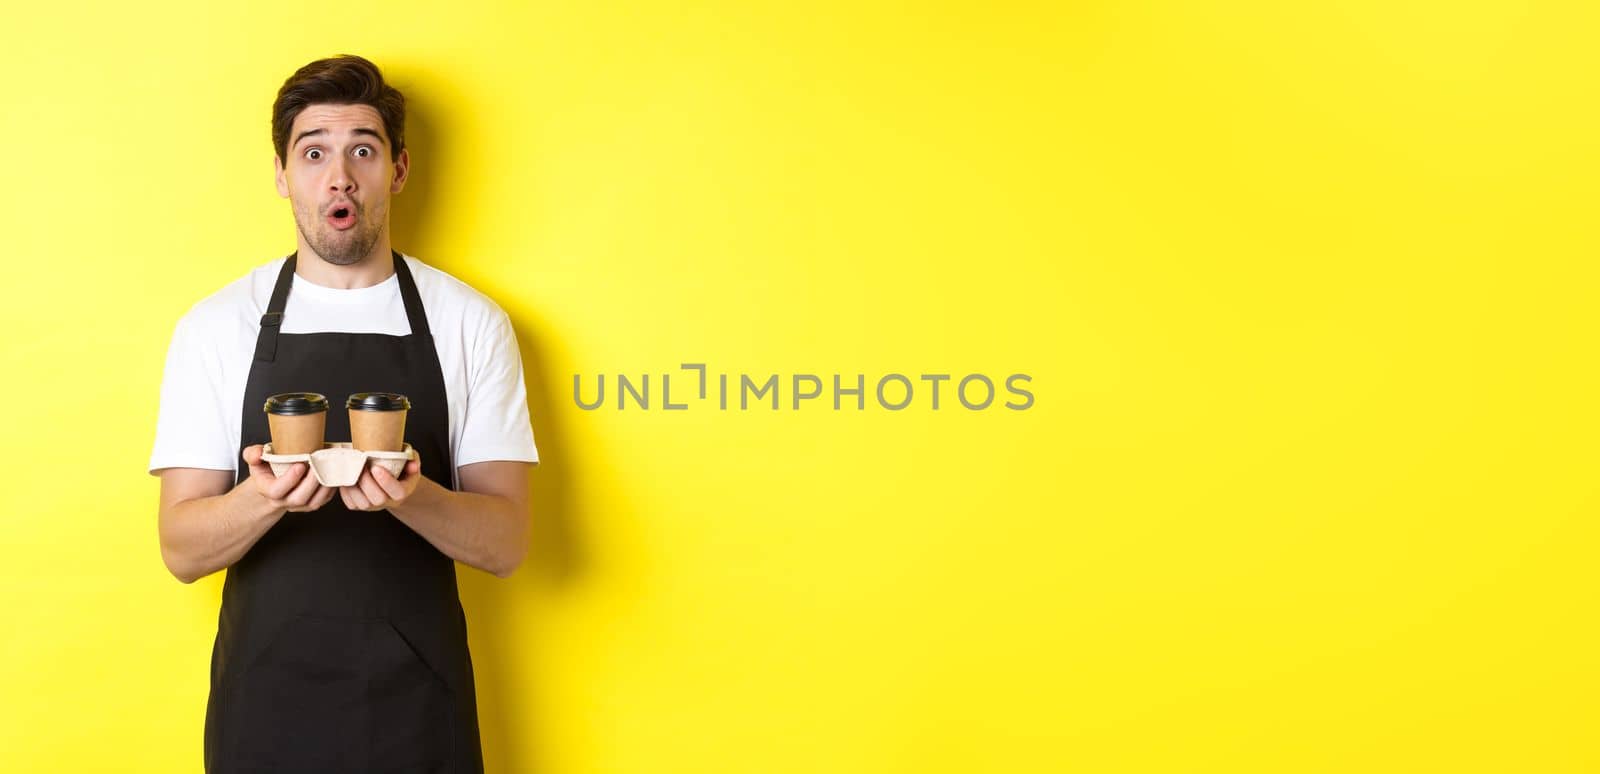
[148,253,540,487]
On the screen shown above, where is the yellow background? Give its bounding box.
[1,1,1596,772]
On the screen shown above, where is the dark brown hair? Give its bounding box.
[272,55,406,164]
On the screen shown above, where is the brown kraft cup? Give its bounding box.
[347,392,411,451]
[264,392,329,455]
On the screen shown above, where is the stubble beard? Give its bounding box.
[296,198,386,266]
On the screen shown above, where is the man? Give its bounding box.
[149,54,538,773]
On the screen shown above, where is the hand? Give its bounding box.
[340,455,424,512]
[242,444,336,514]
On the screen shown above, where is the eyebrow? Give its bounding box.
[292,127,387,150]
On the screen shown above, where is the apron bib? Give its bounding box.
[203,251,485,774]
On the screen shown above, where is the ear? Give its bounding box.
[274,154,289,198]
[390,147,409,194]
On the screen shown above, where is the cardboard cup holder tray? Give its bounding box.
[260,443,416,487]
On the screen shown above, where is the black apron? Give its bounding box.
[204,250,485,774]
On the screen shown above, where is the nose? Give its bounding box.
[327,156,356,196]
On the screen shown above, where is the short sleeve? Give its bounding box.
[148,310,237,474]
[456,307,540,468]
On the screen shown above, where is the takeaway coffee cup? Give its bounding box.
[348,392,411,452]
[264,392,329,455]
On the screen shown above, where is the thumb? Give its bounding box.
[242,444,264,465]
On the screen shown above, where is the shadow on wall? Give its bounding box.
[391,82,585,774]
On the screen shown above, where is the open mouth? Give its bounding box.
[326,204,357,230]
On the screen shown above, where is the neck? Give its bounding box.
[293,232,396,289]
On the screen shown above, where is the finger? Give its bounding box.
[402,458,421,480]
[308,485,335,511]
[287,465,321,506]
[345,485,372,511]
[243,445,275,477]
[370,465,405,500]
[263,462,306,499]
[358,470,389,508]
[339,487,356,511]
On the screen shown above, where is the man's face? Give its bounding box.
[274,103,408,266]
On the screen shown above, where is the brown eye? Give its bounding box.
[355,146,372,158]
[305,148,322,161]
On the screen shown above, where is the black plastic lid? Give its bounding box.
[346,392,411,411]
[264,392,329,416]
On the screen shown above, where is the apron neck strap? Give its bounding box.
[391,250,432,337]
[253,249,430,363]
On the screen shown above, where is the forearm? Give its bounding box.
[160,483,284,584]
[388,477,526,578]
